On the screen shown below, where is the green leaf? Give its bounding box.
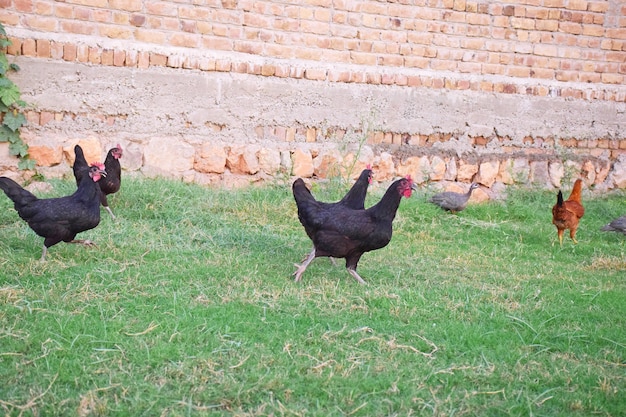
[0,83,20,107]
[2,110,26,131]
[9,140,29,157]
[0,54,8,75]
[18,158,35,170]
[0,125,18,142]
[9,63,20,72]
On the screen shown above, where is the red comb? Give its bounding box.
[366,164,372,170]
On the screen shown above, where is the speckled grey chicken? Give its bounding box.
[601,216,626,235]
[429,182,479,213]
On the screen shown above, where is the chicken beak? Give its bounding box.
[100,169,107,177]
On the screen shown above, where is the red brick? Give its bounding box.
[14,0,33,12]
[137,51,150,68]
[169,33,200,48]
[54,4,72,18]
[88,47,101,64]
[61,20,96,35]
[273,64,291,78]
[25,15,57,31]
[145,2,177,17]
[39,111,54,125]
[113,49,126,66]
[112,11,129,25]
[22,39,36,56]
[109,0,142,12]
[92,9,112,23]
[5,37,21,55]
[36,39,51,57]
[149,53,167,67]
[63,44,77,61]
[125,50,137,67]
[50,41,64,59]
[304,68,327,80]
[135,29,167,44]
[101,49,114,65]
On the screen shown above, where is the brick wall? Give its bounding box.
[2,0,625,100]
[0,1,625,191]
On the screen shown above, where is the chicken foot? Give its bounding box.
[104,206,116,220]
[293,249,316,282]
[70,239,97,246]
[40,246,48,262]
[347,267,367,285]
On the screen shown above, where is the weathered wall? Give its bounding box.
[1,1,625,193]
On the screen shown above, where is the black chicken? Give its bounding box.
[0,165,107,261]
[299,167,373,264]
[72,144,91,186]
[99,144,123,219]
[601,216,626,235]
[292,175,416,284]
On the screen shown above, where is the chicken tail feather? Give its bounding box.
[0,177,38,212]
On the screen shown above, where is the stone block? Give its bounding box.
[511,158,531,184]
[143,136,195,178]
[313,149,342,178]
[0,143,19,171]
[609,155,626,188]
[429,155,446,181]
[457,160,478,182]
[397,156,429,183]
[64,137,103,166]
[194,143,226,174]
[292,148,314,178]
[581,160,596,185]
[29,145,64,167]
[227,145,259,175]
[548,161,564,188]
[280,150,292,173]
[476,160,499,187]
[530,160,551,187]
[258,147,281,175]
[594,160,611,185]
[374,152,395,182]
[444,157,457,181]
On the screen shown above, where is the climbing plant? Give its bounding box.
[0,23,33,170]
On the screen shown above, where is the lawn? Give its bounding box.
[0,176,624,416]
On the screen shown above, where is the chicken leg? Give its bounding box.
[293,249,316,282]
[347,267,367,285]
[104,206,116,220]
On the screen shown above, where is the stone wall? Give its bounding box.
[1,1,625,195]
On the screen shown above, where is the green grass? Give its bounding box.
[0,177,624,416]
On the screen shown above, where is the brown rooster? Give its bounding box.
[552,179,585,246]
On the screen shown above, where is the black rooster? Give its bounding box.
[292,175,416,284]
[299,167,373,264]
[0,165,107,261]
[72,144,91,186]
[98,144,123,219]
